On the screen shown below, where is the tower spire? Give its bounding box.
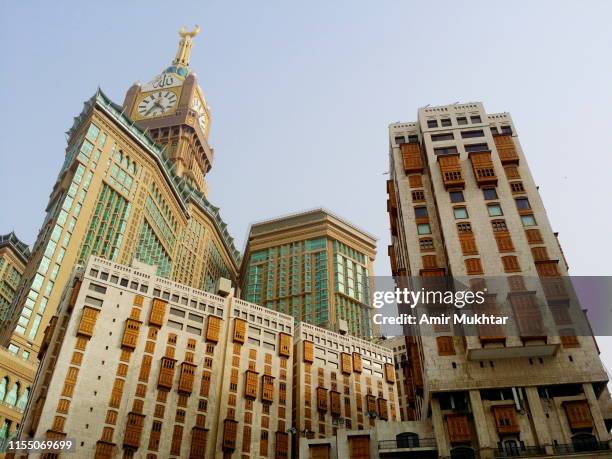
[173,25,201,67]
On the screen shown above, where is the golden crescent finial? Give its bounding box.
[173,25,201,67]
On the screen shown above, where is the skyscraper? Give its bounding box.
[1,29,241,363]
[241,209,377,339]
[386,103,612,458]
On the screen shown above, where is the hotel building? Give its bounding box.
[1,29,240,367]
[386,102,612,458]
[0,233,30,324]
[241,209,377,339]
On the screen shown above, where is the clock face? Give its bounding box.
[137,91,178,117]
[191,97,208,131]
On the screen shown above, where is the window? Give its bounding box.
[491,220,508,232]
[394,136,405,145]
[450,191,464,203]
[465,258,484,275]
[483,188,498,200]
[515,198,531,210]
[419,238,434,251]
[417,224,431,235]
[457,116,467,125]
[502,256,521,273]
[453,207,468,219]
[487,204,503,217]
[465,143,489,152]
[414,207,428,218]
[457,222,472,233]
[434,146,458,155]
[461,130,484,139]
[431,133,454,142]
[411,190,425,202]
[427,120,438,128]
[510,181,525,193]
[441,118,452,127]
[501,125,513,135]
[470,115,482,123]
[521,214,537,226]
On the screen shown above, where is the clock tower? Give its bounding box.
[123,26,213,194]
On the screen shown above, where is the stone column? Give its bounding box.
[431,397,450,457]
[583,383,611,443]
[525,386,554,454]
[469,390,493,459]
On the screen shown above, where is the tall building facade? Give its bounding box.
[1,29,240,364]
[0,233,30,324]
[241,209,377,339]
[386,103,612,458]
[17,256,399,458]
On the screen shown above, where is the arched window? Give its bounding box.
[451,446,476,459]
[572,433,598,452]
[16,387,29,410]
[396,432,419,448]
[0,377,7,401]
[4,382,19,406]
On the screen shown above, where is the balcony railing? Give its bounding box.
[494,446,547,457]
[378,437,437,450]
[554,441,610,454]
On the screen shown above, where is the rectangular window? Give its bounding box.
[419,238,434,251]
[461,130,484,138]
[521,214,537,226]
[515,197,531,210]
[465,258,484,275]
[427,120,438,128]
[414,207,428,218]
[394,136,405,145]
[453,207,468,219]
[465,143,489,152]
[457,222,472,233]
[470,115,482,123]
[450,191,465,203]
[487,204,503,217]
[411,190,425,202]
[501,125,513,135]
[439,118,452,127]
[502,256,521,273]
[510,181,525,193]
[457,116,467,125]
[434,146,458,156]
[483,188,498,200]
[432,133,454,142]
[417,223,431,235]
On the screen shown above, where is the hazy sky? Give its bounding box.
[1,2,612,364]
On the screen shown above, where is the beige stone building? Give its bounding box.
[0,233,35,449]
[0,233,30,324]
[18,256,292,458]
[386,102,612,458]
[241,209,377,339]
[16,256,401,458]
[292,321,399,449]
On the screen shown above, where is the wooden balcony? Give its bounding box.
[279,332,291,357]
[536,259,561,277]
[563,400,593,430]
[222,419,238,450]
[494,232,515,252]
[330,390,341,416]
[123,412,145,448]
[352,353,362,373]
[389,245,399,277]
[121,318,142,350]
[492,405,520,434]
[178,362,197,394]
[446,414,471,443]
[494,135,520,164]
[469,151,498,187]
[317,387,328,412]
[157,357,176,390]
[401,142,424,173]
[341,353,352,375]
[437,154,464,189]
[149,298,167,327]
[262,375,275,403]
[377,398,388,420]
